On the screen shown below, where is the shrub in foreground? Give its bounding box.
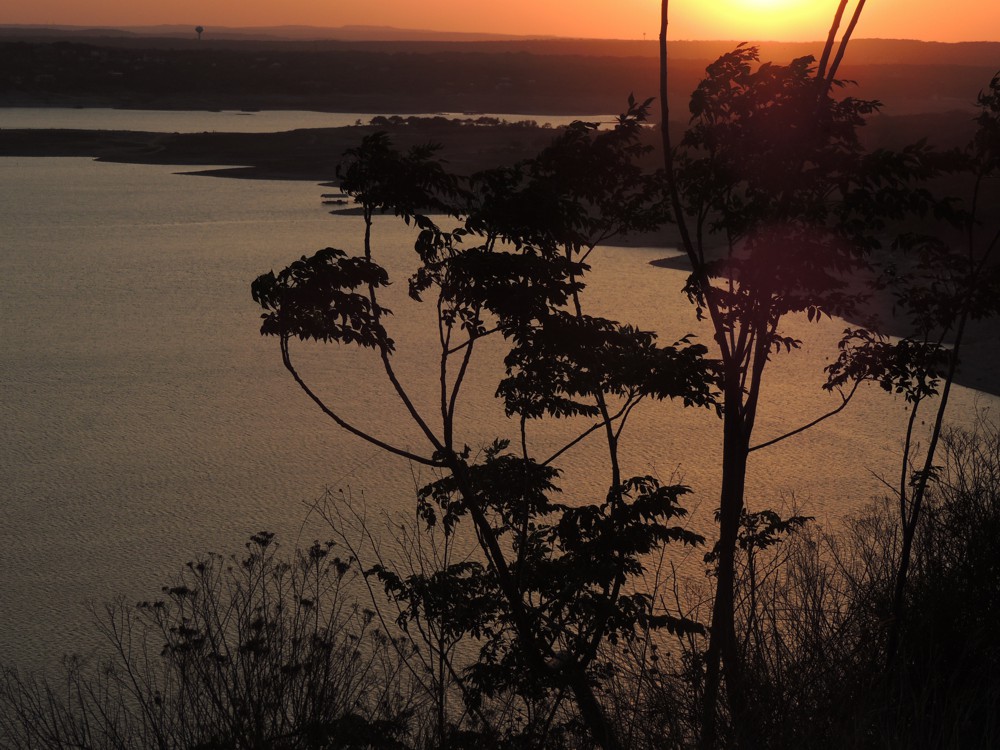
[0,532,419,750]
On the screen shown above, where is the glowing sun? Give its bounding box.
[686,0,834,41]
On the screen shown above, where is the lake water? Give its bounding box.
[0,108,616,133]
[1,151,996,671]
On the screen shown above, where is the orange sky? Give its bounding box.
[3,0,998,42]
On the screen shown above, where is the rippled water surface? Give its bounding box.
[1,156,995,670]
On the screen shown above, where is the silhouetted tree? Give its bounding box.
[826,71,1000,668]
[657,0,954,744]
[253,103,717,749]
[252,9,991,745]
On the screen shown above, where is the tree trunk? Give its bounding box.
[448,457,623,750]
[567,670,623,750]
[701,387,751,749]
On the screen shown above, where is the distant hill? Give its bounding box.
[1,24,997,67]
[1,28,996,118]
[0,23,548,43]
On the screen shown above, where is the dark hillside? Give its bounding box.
[1,37,996,116]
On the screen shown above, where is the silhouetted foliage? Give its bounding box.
[826,70,1000,669]
[253,25,1000,744]
[656,1,999,741]
[0,533,419,749]
[252,100,720,749]
[2,52,998,750]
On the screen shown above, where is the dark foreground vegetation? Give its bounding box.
[3,2,1000,748]
[2,422,998,748]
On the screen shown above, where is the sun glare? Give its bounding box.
[684,0,832,41]
[738,0,795,8]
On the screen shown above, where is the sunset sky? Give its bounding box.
[2,0,998,43]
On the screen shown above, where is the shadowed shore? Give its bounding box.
[0,122,564,179]
[650,253,1000,399]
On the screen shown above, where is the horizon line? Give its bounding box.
[2,22,999,45]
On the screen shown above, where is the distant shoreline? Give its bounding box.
[0,120,572,180]
[2,118,996,398]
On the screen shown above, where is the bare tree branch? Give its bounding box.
[280,337,443,467]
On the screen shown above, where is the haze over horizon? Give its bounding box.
[2,0,998,43]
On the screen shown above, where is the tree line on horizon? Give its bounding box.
[1,33,996,117]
